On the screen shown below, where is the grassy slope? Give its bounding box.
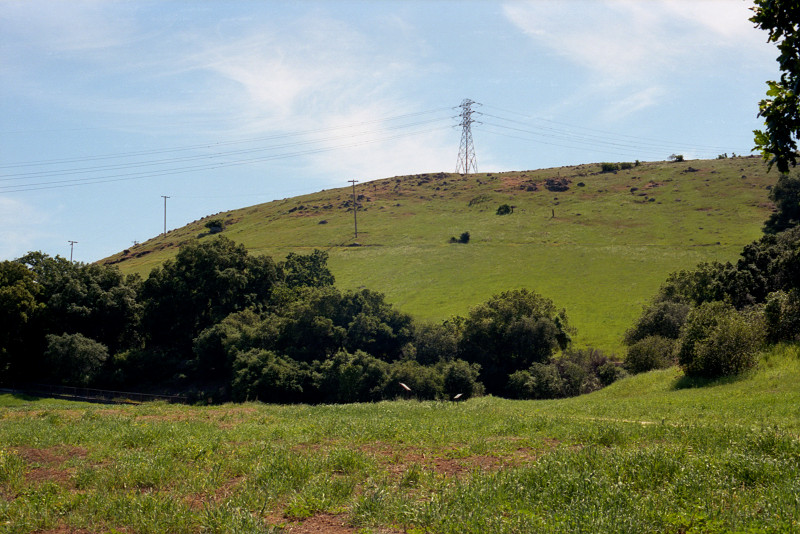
[1,346,799,532]
[105,157,774,353]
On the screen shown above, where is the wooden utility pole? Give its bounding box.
[348,180,359,239]
[68,240,78,262]
[161,195,170,235]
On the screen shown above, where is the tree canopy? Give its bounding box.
[751,0,800,173]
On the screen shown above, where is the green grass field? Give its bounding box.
[2,344,799,533]
[105,156,775,353]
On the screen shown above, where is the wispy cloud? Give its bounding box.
[503,0,772,119]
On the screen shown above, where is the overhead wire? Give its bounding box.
[0,123,453,193]
[1,101,742,194]
[481,103,734,153]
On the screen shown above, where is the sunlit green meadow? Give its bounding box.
[107,157,774,354]
[2,344,799,533]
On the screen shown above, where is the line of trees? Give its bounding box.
[0,237,623,403]
[623,173,800,379]
[622,0,800,380]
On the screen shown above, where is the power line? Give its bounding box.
[0,107,454,170]
[0,124,452,193]
[481,104,735,154]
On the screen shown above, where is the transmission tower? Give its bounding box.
[456,98,480,174]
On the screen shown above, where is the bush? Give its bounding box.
[314,350,389,403]
[204,219,223,233]
[515,363,565,399]
[412,321,460,365]
[625,335,675,374]
[231,348,309,403]
[44,333,109,386]
[448,232,470,244]
[441,359,483,399]
[624,301,691,344]
[597,361,627,386]
[496,204,513,215]
[676,302,764,378]
[387,359,444,400]
[600,162,619,173]
[764,289,800,342]
[459,289,572,393]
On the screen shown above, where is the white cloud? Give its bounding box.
[504,0,767,78]
[502,0,774,119]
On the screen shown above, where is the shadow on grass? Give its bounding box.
[11,393,42,402]
[671,372,750,390]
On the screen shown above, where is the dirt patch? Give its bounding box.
[361,438,558,479]
[15,445,87,488]
[183,476,244,511]
[279,513,404,534]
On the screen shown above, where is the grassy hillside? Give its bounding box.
[2,345,798,532]
[104,156,776,352]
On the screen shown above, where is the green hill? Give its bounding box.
[104,156,776,353]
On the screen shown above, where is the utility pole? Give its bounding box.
[456,98,481,174]
[68,240,78,263]
[161,195,170,236]
[348,180,359,239]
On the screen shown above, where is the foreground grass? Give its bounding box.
[2,345,799,533]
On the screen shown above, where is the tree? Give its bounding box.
[139,237,279,354]
[280,249,335,288]
[751,0,800,173]
[44,333,109,387]
[13,252,141,358]
[0,261,42,382]
[676,302,764,379]
[763,173,800,233]
[459,289,572,393]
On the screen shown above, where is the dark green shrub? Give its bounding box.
[677,302,764,378]
[624,301,691,344]
[204,219,223,233]
[496,204,513,215]
[280,249,335,288]
[44,333,109,386]
[459,232,470,244]
[597,361,627,385]
[600,163,619,173]
[764,289,800,342]
[625,335,675,374]
[231,348,309,403]
[412,321,460,365]
[315,350,389,403]
[387,359,444,400]
[764,173,800,234]
[527,363,565,398]
[441,359,483,399]
[459,289,572,393]
[620,162,633,170]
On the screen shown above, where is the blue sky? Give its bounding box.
[0,0,780,263]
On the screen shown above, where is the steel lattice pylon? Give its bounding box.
[456,98,480,174]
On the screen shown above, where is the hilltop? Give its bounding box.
[103,156,776,352]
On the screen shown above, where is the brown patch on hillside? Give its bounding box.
[361,437,558,479]
[278,512,404,534]
[15,445,87,487]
